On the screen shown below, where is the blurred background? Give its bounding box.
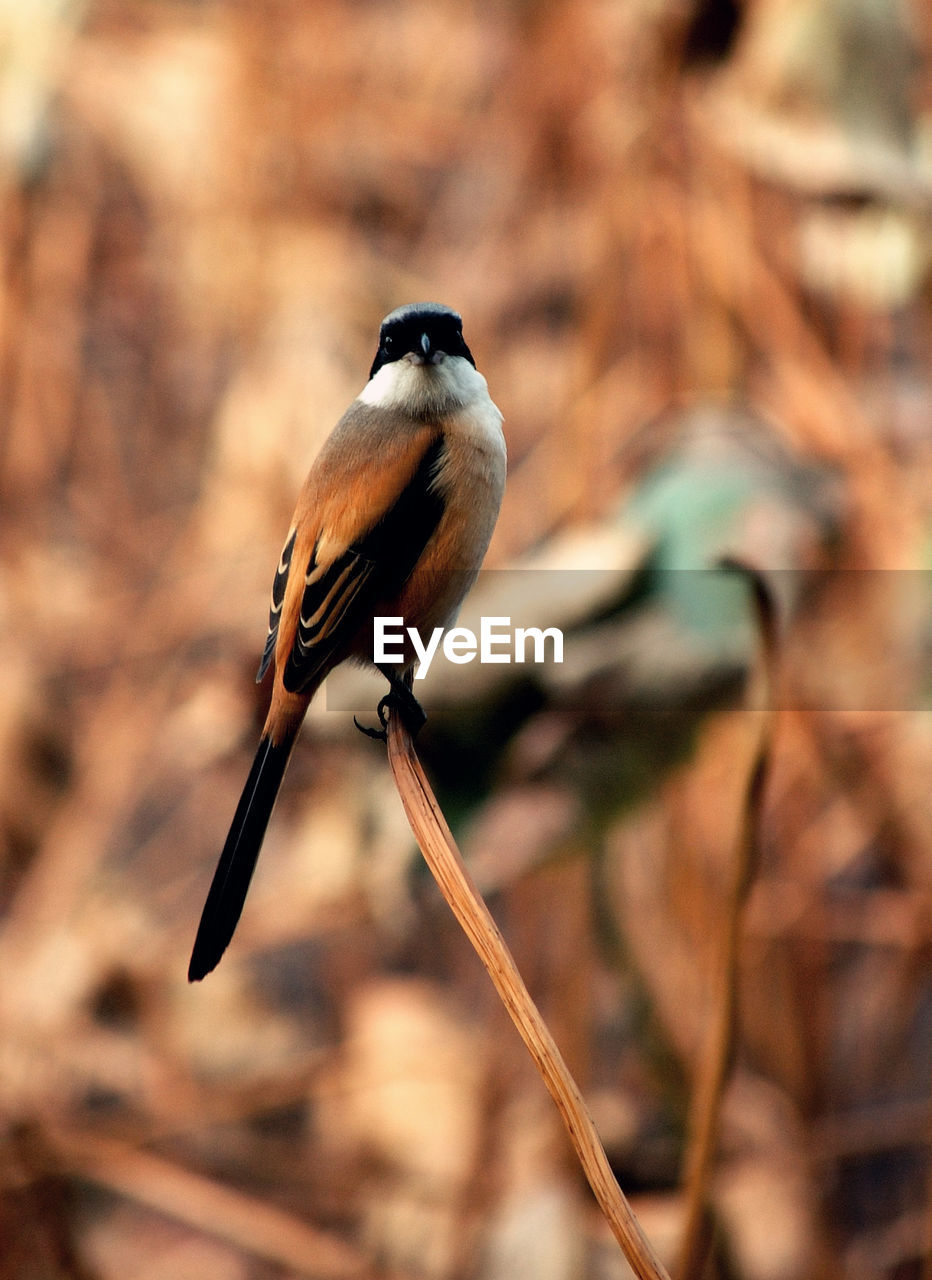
[2,0,932,1277]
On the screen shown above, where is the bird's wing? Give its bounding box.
[277,418,447,695]
[256,527,297,683]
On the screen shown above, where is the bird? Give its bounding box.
[188,302,506,981]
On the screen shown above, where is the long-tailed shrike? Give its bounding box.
[188,302,506,980]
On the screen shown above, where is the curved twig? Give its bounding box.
[675,561,780,1280]
[385,711,671,1280]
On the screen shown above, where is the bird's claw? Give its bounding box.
[353,683,425,743]
[353,705,388,742]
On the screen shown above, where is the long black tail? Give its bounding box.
[188,734,293,981]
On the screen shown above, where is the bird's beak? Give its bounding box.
[411,332,440,366]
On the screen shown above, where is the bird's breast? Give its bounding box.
[389,398,505,641]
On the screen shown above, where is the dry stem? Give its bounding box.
[385,711,671,1280]
[47,1127,370,1279]
[675,563,780,1280]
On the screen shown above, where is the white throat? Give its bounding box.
[358,354,489,416]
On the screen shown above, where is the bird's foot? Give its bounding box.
[353,714,387,742]
[354,670,426,742]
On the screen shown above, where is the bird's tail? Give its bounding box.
[188,733,294,981]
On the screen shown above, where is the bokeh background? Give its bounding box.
[2,1,932,1277]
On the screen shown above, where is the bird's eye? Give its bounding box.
[383,334,394,350]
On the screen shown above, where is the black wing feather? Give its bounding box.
[256,527,297,683]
